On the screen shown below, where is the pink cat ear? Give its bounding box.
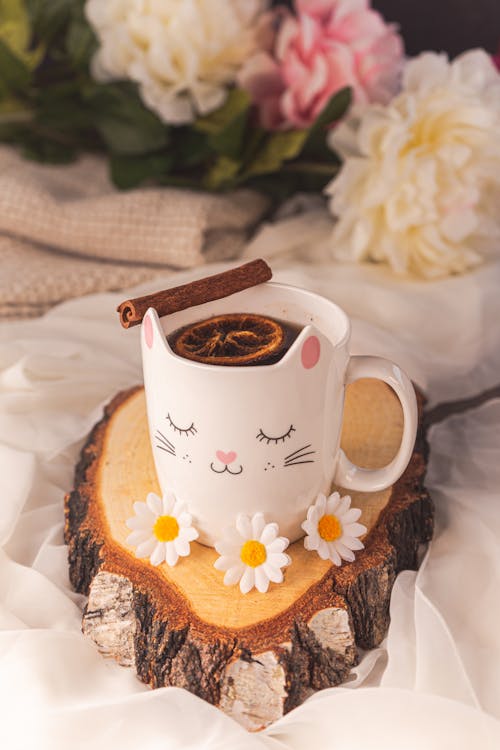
[301,336,320,369]
[144,313,154,349]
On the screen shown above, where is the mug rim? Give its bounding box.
[150,281,351,373]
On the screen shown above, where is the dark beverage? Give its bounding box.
[168,313,302,366]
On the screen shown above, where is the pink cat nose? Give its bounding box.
[216,450,237,465]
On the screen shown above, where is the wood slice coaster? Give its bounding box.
[65,379,433,731]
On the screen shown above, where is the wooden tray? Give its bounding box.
[65,379,433,730]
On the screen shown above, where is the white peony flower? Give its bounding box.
[214,512,290,594]
[85,0,266,124]
[302,492,366,565]
[326,50,500,278]
[126,490,198,566]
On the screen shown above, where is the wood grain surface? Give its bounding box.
[65,379,433,730]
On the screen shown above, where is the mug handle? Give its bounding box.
[333,355,418,493]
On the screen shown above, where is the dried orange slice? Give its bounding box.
[170,313,287,366]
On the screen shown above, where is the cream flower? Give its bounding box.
[326,50,500,278]
[302,492,366,565]
[85,0,266,124]
[126,491,198,567]
[214,513,290,594]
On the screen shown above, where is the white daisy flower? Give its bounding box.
[214,512,290,594]
[126,491,198,567]
[302,492,366,566]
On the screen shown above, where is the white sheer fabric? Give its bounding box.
[1,217,500,748]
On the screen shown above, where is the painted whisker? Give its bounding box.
[284,443,312,462]
[155,429,175,451]
[155,430,176,457]
[156,444,176,456]
[284,450,315,464]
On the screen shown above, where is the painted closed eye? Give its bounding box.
[256,425,296,444]
[166,412,197,437]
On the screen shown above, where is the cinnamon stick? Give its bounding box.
[117,259,272,329]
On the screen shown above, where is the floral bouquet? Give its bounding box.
[0,0,402,195]
[1,0,500,278]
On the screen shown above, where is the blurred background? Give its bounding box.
[374,0,500,56]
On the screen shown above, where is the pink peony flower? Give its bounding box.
[239,0,404,129]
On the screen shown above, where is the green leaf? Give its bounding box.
[19,131,78,163]
[244,129,308,178]
[243,172,300,201]
[65,11,97,70]
[302,87,352,157]
[311,87,351,134]
[238,90,350,182]
[0,38,31,92]
[0,78,24,110]
[36,99,93,134]
[0,116,24,140]
[209,109,248,159]
[194,89,250,135]
[281,160,340,192]
[110,152,173,189]
[26,0,73,44]
[31,81,95,142]
[84,83,169,155]
[282,160,340,176]
[0,1,25,50]
[0,100,32,121]
[204,154,241,190]
[195,88,251,160]
[0,0,43,68]
[170,128,211,167]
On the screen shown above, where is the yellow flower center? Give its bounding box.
[318,514,342,542]
[153,515,179,542]
[240,540,267,568]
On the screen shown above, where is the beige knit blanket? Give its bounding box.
[0,146,268,319]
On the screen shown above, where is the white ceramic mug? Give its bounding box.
[141,282,417,547]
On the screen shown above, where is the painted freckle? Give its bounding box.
[301,335,320,369]
[144,314,154,349]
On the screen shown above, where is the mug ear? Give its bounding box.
[141,307,172,379]
[300,333,321,370]
[281,324,324,371]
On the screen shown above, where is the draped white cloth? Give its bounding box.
[1,212,500,749]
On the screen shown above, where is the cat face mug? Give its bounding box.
[141,282,418,546]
